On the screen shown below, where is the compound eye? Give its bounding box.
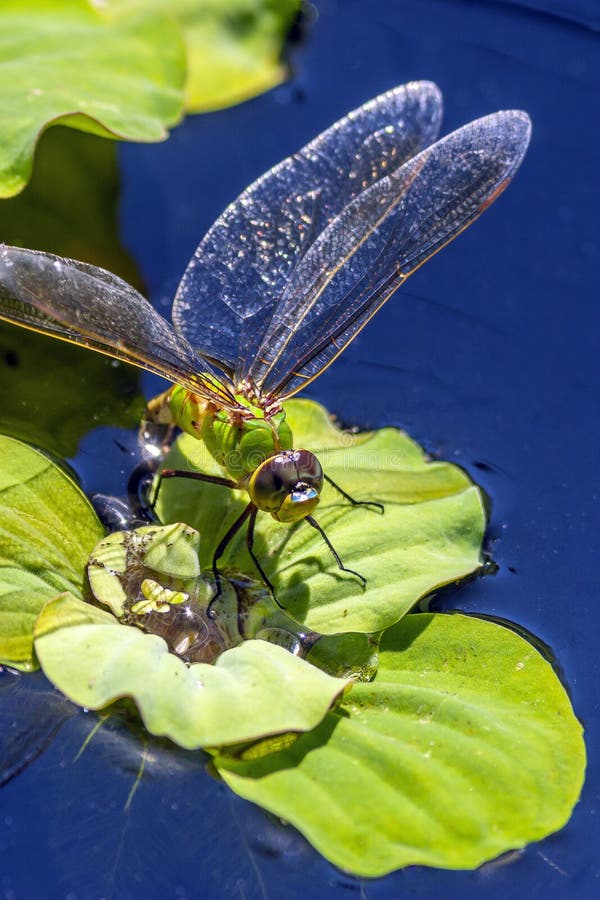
[294,450,323,490]
[249,454,298,511]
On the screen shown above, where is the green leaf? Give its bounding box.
[0,0,185,197]
[155,399,486,635]
[0,436,103,670]
[34,592,349,749]
[216,613,586,875]
[107,0,302,112]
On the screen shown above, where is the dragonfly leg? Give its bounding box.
[305,515,367,588]
[152,468,238,510]
[208,502,255,616]
[246,507,283,609]
[323,473,384,514]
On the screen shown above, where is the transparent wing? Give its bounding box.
[0,246,236,406]
[251,110,532,398]
[172,81,443,380]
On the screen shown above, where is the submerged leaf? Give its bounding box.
[34,592,349,749]
[0,125,145,457]
[216,613,586,875]
[156,398,486,634]
[0,436,103,669]
[0,125,141,282]
[0,324,144,458]
[0,668,77,786]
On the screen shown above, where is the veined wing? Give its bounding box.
[0,246,236,407]
[171,81,443,381]
[249,110,532,398]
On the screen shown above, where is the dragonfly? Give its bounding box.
[0,81,531,602]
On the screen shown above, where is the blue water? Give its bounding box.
[2,1,600,897]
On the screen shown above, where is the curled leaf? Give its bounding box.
[34,592,349,749]
[216,613,586,875]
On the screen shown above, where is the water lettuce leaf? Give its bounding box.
[0,424,585,876]
[34,592,349,749]
[155,399,486,634]
[0,0,185,197]
[0,436,103,670]
[216,613,586,875]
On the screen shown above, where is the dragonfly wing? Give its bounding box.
[249,110,532,398]
[0,246,235,405]
[171,82,443,380]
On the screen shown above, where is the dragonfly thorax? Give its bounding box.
[247,450,323,523]
[166,384,294,480]
[235,378,282,419]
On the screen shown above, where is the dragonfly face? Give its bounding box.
[0,81,531,600]
[247,450,323,522]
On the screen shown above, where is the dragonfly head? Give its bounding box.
[248,450,323,523]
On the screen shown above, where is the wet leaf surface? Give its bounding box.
[216,613,586,875]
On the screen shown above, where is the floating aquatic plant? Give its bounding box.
[0,402,585,874]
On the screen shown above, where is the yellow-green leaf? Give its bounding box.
[0,436,103,669]
[34,592,349,749]
[216,613,586,875]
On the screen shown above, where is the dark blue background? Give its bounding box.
[2,1,599,897]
